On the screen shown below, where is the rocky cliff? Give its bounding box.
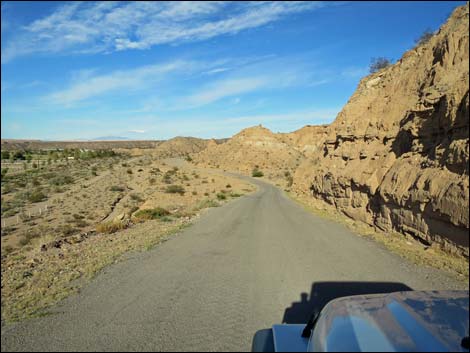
[294,4,469,256]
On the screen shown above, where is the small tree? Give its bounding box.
[415,29,434,46]
[369,57,392,73]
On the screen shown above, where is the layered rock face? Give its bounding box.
[294,4,469,256]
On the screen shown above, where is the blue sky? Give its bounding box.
[1,1,465,140]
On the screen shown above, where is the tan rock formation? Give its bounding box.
[194,125,304,178]
[294,3,469,256]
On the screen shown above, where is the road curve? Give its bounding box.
[1,177,465,351]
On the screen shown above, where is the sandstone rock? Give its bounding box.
[293,3,469,257]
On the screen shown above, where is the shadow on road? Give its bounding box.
[282,281,413,324]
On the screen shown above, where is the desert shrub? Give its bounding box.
[31,177,41,186]
[163,172,172,184]
[182,174,190,181]
[28,189,47,203]
[230,192,243,198]
[185,155,192,162]
[1,151,10,160]
[192,191,197,195]
[415,29,434,46]
[96,220,127,234]
[138,168,143,172]
[204,192,209,196]
[49,174,74,186]
[202,180,208,184]
[165,185,185,195]
[72,213,84,220]
[216,192,227,200]
[284,171,293,187]
[369,57,392,73]
[74,219,89,227]
[149,178,157,185]
[126,168,133,174]
[59,224,78,236]
[110,185,125,192]
[121,163,129,167]
[19,236,30,246]
[252,168,264,177]
[1,168,8,178]
[2,245,13,255]
[32,162,38,169]
[134,207,170,221]
[130,193,144,202]
[226,184,231,188]
[194,198,219,210]
[129,206,139,214]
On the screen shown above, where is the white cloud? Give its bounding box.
[185,77,269,107]
[46,60,190,105]
[2,1,327,62]
[128,129,146,134]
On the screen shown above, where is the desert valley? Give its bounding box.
[1,2,469,352]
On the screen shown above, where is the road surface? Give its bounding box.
[1,176,465,351]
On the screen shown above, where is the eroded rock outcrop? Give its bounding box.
[294,4,469,256]
[194,125,304,177]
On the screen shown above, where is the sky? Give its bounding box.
[1,1,465,141]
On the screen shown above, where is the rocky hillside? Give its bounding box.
[152,136,212,159]
[294,4,469,256]
[194,125,305,178]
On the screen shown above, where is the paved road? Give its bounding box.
[1,177,465,351]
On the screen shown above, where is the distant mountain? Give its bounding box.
[91,136,130,141]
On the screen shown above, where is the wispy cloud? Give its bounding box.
[46,60,191,106]
[185,77,269,107]
[2,1,327,63]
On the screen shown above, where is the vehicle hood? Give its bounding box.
[309,290,469,352]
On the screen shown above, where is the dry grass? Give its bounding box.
[95,220,128,234]
[1,219,189,322]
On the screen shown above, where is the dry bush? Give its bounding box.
[96,220,127,234]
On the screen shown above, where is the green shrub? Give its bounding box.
[49,174,74,186]
[28,189,47,203]
[134,207,170,221]
[165,185,185,195]
[229,192,243,198]
[216,192,227,200]
[252,168,264,177]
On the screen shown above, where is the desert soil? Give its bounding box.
[1,175,465,352]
